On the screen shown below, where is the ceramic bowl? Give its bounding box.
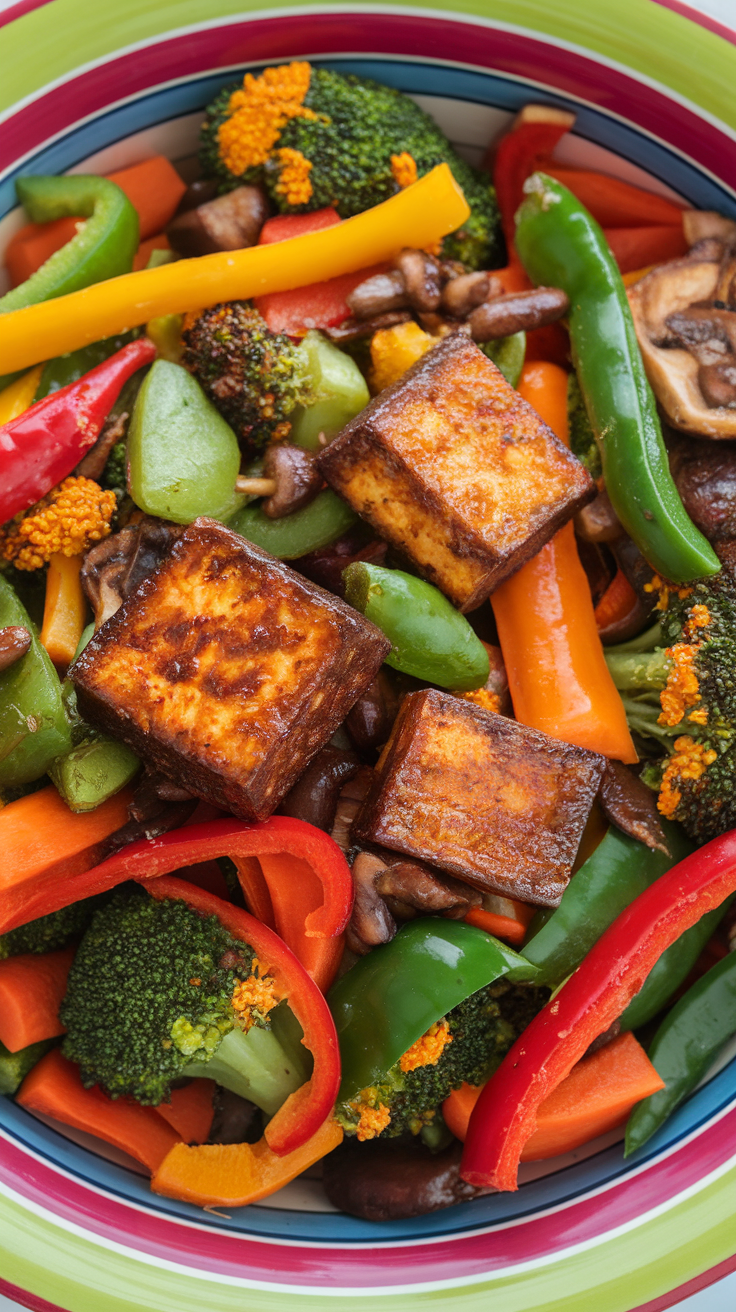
[1,2,735,1309]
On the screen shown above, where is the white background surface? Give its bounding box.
[0,0,734,1307]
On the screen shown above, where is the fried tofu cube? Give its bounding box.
[318,334,593,611]
[72,518,390,822]
[353,689,604,906]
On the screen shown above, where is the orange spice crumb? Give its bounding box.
[658,644,702,727]
[459,687,501,714]
[231,958,283,1031]
[644,574,692,611]
[273,147,313,206]
[218,61,318,177]
[400,1018,453,1072]
[657,735,717,819]
[390,152,418,189]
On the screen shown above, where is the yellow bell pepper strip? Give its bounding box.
[0,367,43,424]
[0,166,469,376]
[39,554,86,672]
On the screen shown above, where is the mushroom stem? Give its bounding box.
[235,476,278,496]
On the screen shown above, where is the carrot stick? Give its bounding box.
[17,1048,183,1172]
[155,1080,216,1145]
[0,784,133,937]
[490,362,637,763]
[464,897,535,947]
[544,167,685,229]
[39,553,86,673]
[0,947,75,1051]
[594,569,639,633]
[603,225,688,275]
[443,1032,664,1157]
[151,1116,343,1207]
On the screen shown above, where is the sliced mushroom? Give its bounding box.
[325,310,412,344]
[441,271,497,318]
[392,248,442,313]
[0,625,32,672]
[468,287,569,342]
[346,270,408,320]
[598,760,670,855]
[672,436,736,540]
[322,1137,490,1220]
[277,745,360,831]
[682,210,736,247]
[260,442,322,518]
[375,860,481,920]
[81,517,183,628]
[347,850,397,954]
[330,767,374,853]
[344,669,402,753]
[167,185,268,257]
[98,768,197,858]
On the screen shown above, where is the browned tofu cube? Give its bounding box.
[318,334,593,611]
[353,689,604,906]
[72,518,390,822]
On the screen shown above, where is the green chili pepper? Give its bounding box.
[0,176,139,316]
[522,822,694,989]
[515,174,720,583]
[625,951,736,1155]
[342,561,489,691]
[329,918,538,1102]
[620,895,734,1031]
[0,1037,56,1096]
[480,331,526,388]
[33,331,138,402]
[0,574,72,789]
[229,489,357,559]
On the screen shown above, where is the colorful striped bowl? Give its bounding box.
[1,3,735,1309]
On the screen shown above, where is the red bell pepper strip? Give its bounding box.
[0,337,156,524]
[460,828,736,1191]
[0,817,353,994]
[144,875,341,1156]
[254,206,387,336]
[492,115,574,257]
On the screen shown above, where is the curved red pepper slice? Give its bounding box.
[1,817,353,993]
[0,337,156,523]
[144,876,340,1157]
[492,119,573,257]
[460,828,736,1191]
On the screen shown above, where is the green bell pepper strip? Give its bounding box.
[329,918,538,1102]
[480,331,526,388]
[514,174,720,584]
[342,561,490,692]
[522,821,694,989]
[625,951,736,1156]
[0,176,139,316]
[0,574,72,789]
[619,894,734,1031]
[229,489,358,559]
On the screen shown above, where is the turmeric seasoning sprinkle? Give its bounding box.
[218,61,318,177]
[390,151,418,189]
[658,643,702,727]
[460,687,501,714]
[657,735,717,819]
[231,958,283,1031]
[400,1018,453,1072]
[274,147,313,206]
[349,1092,392,1142]
[0,476,116,571]
[644,574,692,611]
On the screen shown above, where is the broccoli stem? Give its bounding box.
[181,1002,311,1116]
[605,647,670,694]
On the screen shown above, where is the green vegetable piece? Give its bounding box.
[0,1037,55,1096]
[0,575,71,789]
[0,176,138,316]
[522,822,694,989]
[146,314,184,363]
[229,488,357,559]
[290,330,370,450]
[567,371,602,480]
[515,173,720,583]
[0,898,106,960]
[329,918,538,1102]
[342,561,489,691]
[480,331,526,388]
[183,1002,309,1116]
[625,952,736,1156]
[127,360,244,523]
[49,735,140,813]
[33,331,138,402]
[620,894,734,1031]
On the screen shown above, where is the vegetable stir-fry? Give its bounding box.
[2,69,736,1221]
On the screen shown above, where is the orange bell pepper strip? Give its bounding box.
[152,1115,343,1207]
[0,165,470,375]
[17,1048,183,1173]
[443,1031,664,1158]
[491,361,637,763]
[39,553,86,673]
[144,877,340,1156]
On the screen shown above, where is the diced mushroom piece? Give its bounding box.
[467,287,569,342]
[166,185,268,257]
[330,766,374,854]
[628,256,736,436]
[441,271,497,318]
[325,311,412,344]
[81,517,183,628]
[322,1136,490,1220]
[72,519,390,822]
[375,860,481,920]
[598,760,670,855]
[99,768,197,858]
[345,669,402,752]
[0,625,32,671]
[347,851,397,954]
[294,533,388,598]
[682,211,736,247]
[277,745,360,831]
[346,270,408,320]
[318,334,594,612]
[260,442,322,518]
[392,248,442,313]
[671,437,736,541]
[353,689,605,906]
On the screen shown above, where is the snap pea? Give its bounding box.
[625,951,736,1155]
[229,489,357,559]
[342,561,489,691]
[480,331,526,388]
[515,173,720,583]
[0,574,71,789]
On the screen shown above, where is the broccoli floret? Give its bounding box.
[181,301,312,454]
[199,64,503,271]
[0,896,106,960]
[568,372,602,480]
[60,886,308,1110]
[605,559,736,843]
[100,439,127,494]
[335,980,547,1141]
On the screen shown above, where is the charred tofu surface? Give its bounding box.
[72,518,390,821]
[353,689,604,906]
[318,335,593,611]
